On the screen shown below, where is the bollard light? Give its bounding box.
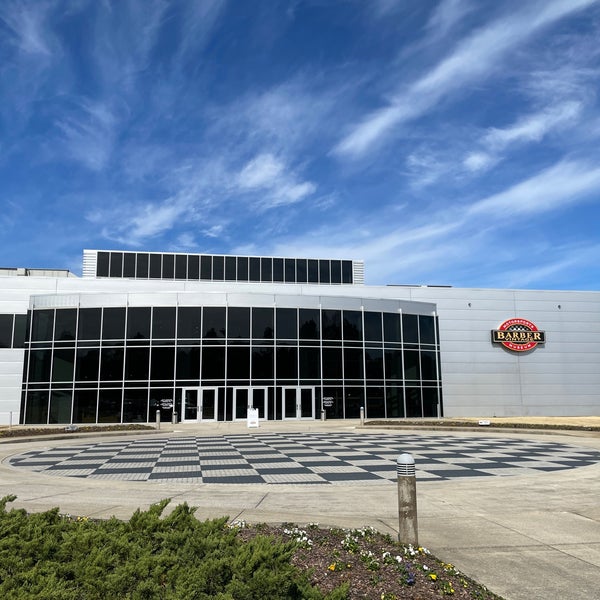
[156,409,161,430]
[397,453,418,546]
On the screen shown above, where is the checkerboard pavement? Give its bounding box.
[7,433,600,484]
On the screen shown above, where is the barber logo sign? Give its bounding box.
[491,318,545,352]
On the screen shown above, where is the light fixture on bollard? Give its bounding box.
[397,453,418,546]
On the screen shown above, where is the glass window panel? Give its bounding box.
[123,389,147,422]
[420,350,438,380]
[102,307,125,340]
[151,347,175,380]
[249,257,260,281]
[237,256,248,281]
[423,387,439,417]
[13,314,27,348]
[152,307,176,339]
[200,255,212,279]
[49,390,72,424]
[295,259,307,283]
[227,307,250,338]
[299,309,320,339]
[261,257,272,282]
[127,307,151,339]
[284,258,295,282]
[273,258,284,282]
[419,315,436,344]
[322,310,341,340]
[175,254,187,279]
[212,256,225,280]
[52,348,74,382]
[300,347,321,379]
[25,390,49,424]
[383,313,401,343]
[276,308,297,339]
[402,314,419,344]
[227,347,249,379]
[123,253,136,277]
[76,348,99,381]
[331,260,341,284]
[322,347,342,379]
[176,347,200,380]
[252,347,273,379]
[252,307,274,339]
[322,386,343,419]
[97,252,109,277]
[365,348,384,379]
[276,347,297,379]
[203,307,226,339]
[307,259,318,283]
[31,309,54,341]
[344,348,363,379]
[0,314,12,348]
[188,255,200,279]
[136,253,149,278]
[78,308,101,340]
[342,260,353,284]
[343,311,362,341]
[125,347,149,381]
[149,254,162,278]
[345,388,363,418]
[319,260,330,284]
[364,312,382,341]
[404,350,420,380]
[29,349,52,382]
[225,256,236,280]
[162,254,175,279]
[73,390,97,423]
[109,252,123,277]
[55,309,77,341]
[98,389,122,422]
[384,349,403,380]
[406,387,422,417]
[366,387,385,418]
[177,307,201,339]
[386,386,405,418]
[201,346,225,379]
[100,347,124,380]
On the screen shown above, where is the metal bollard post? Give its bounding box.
[321,409,326,421]
[359,406,365,426]
[397,453,418,546]
[172,411,177,424]
[156,410,161,430]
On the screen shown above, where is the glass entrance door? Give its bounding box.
[233,387,268,421]
[182,387,218,422]
[282,387,315,419]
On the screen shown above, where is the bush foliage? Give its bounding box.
[0,496,347,600]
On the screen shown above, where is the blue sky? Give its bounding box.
[1,0,599,289]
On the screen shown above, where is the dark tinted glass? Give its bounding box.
[98,389,122,422]
[202,346,225,378]
[25,391,49,424]
[162,254,175,279]
[73,390,97,423]
[421,350,438,380]
[31,309,54,341]
[175,255,187,279]
[403,350,420,380]
[249,257,260,281]
[75,348,99,381]
[203,307,225,338]
[364,312,382,341]
[52,348,74,382]
[386,386,404,418]
[78,308,101,340]
[276,308,297,339]
[365,348,383,379]
[225,256,236,280]
[385,349,403,379]
[227,347,249,379]
[342,261,353,283]
[13,314,27,347]
[252,308,274,339]
[322,310,341,340]
[123,389,147,422]
[330,260,341,284]
[200,255,212,279]
[273,258,284,282]
[300,347,320,378]
[406,387,422,418]
[383,313,401,343]
[123,253,136,277]
[100,348,124,380]
[344,348,363,378]
[319,260,330,284]
[176,346,200,379]
[127,307,151,339]
[423,388,439,417]
[296,259,307,283]
[125,347,149,380]
[136,253,149,278]
[343,311,362,341]
[55,309,77,341]
[152,307,176,339]
[29,349,52,381]
[307,259,318,283]
[151,347,175,380]
[0,314,12,348]
[299,309,320,339]
[188,255,200,279]
[261,258,272,282]
[177,307,201,339]
[276,347,297,379]
[109,252,123,277]
[149,254,162,278]
[419,315,436,344]
[252,347,273,379]
[228,307,250,338]
[97,252,109,277]
[102,308,125,340]
[366,387,385,418]
[49,391,72,424]
[322,348,342,379]
[212,256,224,280]
[284,258,295,282]
[237,257,248,281]
[402,314,419,344]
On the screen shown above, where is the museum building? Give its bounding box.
[0,249,598,425]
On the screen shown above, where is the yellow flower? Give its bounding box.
[429,573,437,581]
[328,564,336,571]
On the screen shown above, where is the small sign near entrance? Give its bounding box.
[323,397,334,408]
[247,408,259,428]
[160,398,173,410]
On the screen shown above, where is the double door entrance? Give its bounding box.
[182,387,218,422]
[282,387,315,420]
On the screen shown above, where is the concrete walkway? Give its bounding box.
[1,420,599,600]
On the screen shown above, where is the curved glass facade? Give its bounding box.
[21,302,442,424]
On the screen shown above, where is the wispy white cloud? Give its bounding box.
[0,0,56,56]
[334,0,598,159]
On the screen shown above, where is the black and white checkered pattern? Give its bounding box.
[8,433,600,484]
